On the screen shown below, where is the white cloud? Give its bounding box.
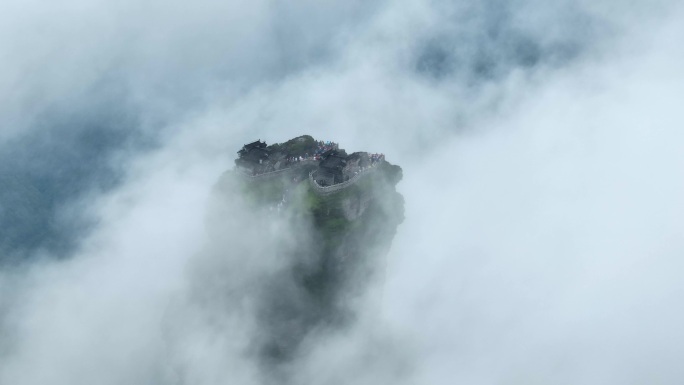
[1,0,683,384]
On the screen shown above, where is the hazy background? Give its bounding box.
[1,0,683,384]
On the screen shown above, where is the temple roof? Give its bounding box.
[239,140,267,155]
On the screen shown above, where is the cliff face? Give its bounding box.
[208,138,404,374]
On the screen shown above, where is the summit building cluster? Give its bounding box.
[235,135,385,187]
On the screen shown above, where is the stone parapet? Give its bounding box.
[238,159,318,181]
[308,161,383,195]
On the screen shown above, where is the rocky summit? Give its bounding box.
[210,135,404,374]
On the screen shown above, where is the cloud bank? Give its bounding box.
[1,0,683,384]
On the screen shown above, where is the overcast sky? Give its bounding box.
[1,0,683,384]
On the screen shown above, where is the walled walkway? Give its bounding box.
[238,158,384,196]
[237,159,318,181]
[308,161,384,196]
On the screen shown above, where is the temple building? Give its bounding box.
[235,140,270,174]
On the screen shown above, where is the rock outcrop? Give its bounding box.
[208,135,404,377]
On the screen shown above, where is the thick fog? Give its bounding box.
[1,0,683,384]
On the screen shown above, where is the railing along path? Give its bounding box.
[308,161,384,196]
[238,159,318,180]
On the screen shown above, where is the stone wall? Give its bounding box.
[308,161,383,196]
[237,160,318,181]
